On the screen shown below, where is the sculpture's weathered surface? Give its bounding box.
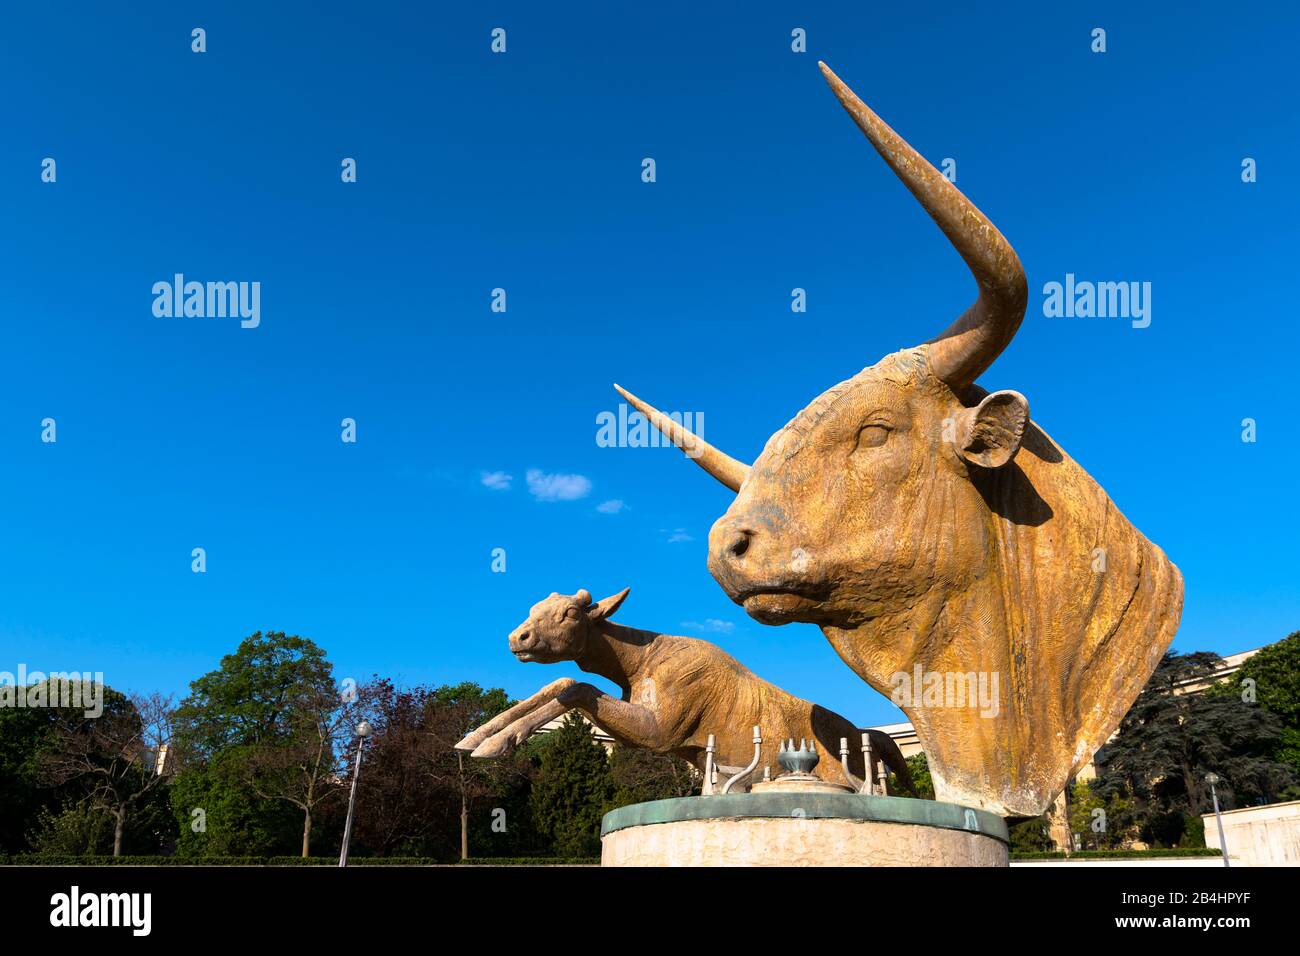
[614,63,1183,817]
[455,588,913,793]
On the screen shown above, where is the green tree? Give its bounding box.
[1008,816,1054,853]
[1178,814,1206,849]
[528,713,612,857]
[1066,778,1104,849]
[37,687,177,857]
[0,704,62,853]
[424,682,514,861]
[1064,778,1136,850]
[169,756,301,857]
[171,631,340,857]
[1223,631,1300,777]
[1098,651,1295,846]
[604,746,697,812]
[2,681,179,856]
[242,681,353,856]
[173,631,333,754]
[901,753,934,799]
[27,802,115,855]
[28,782,176,857]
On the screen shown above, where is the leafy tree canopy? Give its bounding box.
[1097,651,1294,837]
[0,681,133,853]
[1222,631,1300,777]
[173,631,334,757]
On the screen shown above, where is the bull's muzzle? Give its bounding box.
[708,514,822,624]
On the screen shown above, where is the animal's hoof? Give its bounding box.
[471,737,513,759]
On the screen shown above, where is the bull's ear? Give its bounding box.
[588,587,631,621]
[957,390,1029,469]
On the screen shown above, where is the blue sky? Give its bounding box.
[2,2,1296,728]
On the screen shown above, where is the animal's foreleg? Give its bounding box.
[560,684,662,750]
[455,677,577,752]
[470,696,574,758]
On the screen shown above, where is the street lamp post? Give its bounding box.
[339,720,373,868]
[1205,772,1230,868]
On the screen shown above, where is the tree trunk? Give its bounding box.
[460,794,469,861]
[1181,757,1204,815]
[459,753,469,861]
[113,808,125,858]
[301,809,312,858]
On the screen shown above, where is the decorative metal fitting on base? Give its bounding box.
[778,738,820,776]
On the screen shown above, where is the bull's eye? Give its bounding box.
[855,424,891,450]
[564,606,582,621]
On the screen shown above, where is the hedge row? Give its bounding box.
[0,854,600,866]
[7,849,1222,863]
[1010,848,1223,860]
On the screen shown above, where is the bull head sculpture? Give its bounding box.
[615,63,1183,817]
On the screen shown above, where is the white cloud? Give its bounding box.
[480,470,513,491]
[682,618,735,634]
[596,499,625,514]
[666,528,693,543]
[526,468,592,502]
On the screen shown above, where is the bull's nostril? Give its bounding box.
[728,531,752,558]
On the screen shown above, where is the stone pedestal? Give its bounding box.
[601,792,1008,867]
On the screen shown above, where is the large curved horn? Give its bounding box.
[819,62,1027,390]
[613,384,750,493]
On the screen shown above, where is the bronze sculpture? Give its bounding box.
[456,587,913,793]
[612,63,1183,817]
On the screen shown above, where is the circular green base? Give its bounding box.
[602,792,1007,842]
[601,793,1008,867]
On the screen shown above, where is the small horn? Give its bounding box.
[819,62,1028,390]
[613,384,750,493]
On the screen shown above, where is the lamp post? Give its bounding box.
[1205,772,1229,868]
[339,720,373,868]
